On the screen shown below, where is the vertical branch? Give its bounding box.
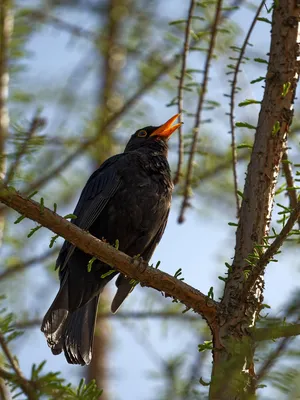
[178,0,223,223]
[209,0,300,398]
[0,0,12,242]
[229,0,265,218]
[173,0,196,185]
[223,0,299,309]
[0,2,13,397]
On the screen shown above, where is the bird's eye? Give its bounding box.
[137,130,147,138]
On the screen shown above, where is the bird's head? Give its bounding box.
[124,114,181,153]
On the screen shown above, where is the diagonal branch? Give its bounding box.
[178,0,223,223]
[0,333,36,399]
[243,201,300,295]
[30,10,97,41]
[0,247,57,281]
[255,330,296,383]
[0,183,218,324]
[228,0,265,217]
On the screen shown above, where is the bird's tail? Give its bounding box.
[111,274,134,313]
[41,282,99,365]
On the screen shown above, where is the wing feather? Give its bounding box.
[57,154,123,272]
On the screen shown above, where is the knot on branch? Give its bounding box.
[282,107,294,125]
[285,16,298,28]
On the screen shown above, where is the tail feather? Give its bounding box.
[63,295,99,365]
[41,282,69,354]
[41,280,100,365]
[111,274,133,313]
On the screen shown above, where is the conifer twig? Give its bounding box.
[228,0,265,218]
[178,0,223,223]
[173,0,196,185]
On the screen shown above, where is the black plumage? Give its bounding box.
[41,114,181,365]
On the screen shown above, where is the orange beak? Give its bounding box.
[150,114,182,139]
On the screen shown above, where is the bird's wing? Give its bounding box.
[111,208,170,313]
[57,154,123,272]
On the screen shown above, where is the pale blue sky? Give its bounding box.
[8,1,300,399]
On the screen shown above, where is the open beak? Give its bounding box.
[150,114,182,139]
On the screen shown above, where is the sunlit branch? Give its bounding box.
[243,201,300,296]
[228,0,265,218]
[173,0,196,185]
[0,183,218,324]
[178,0,223,223]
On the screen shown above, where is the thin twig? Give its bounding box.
[282,151,300,229]
[0,247,57,281]
[5,114,46,184]
[173,0,196,185]
[256,337,292,382]
[180,334,208,399]
[30,10,97,41]
[243,201,300,296]
[15,311,200,329]
[0,333,36,399]
[228,0,265,218]
[253,322,300,342]
[255,313,300,383]
[178,0,223,223]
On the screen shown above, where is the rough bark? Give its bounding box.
[209,1,300,398]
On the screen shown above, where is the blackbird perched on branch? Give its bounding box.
[41,114,181,365]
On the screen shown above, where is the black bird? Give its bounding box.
[41,114,181,365]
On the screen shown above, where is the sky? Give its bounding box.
[6,1,300,399]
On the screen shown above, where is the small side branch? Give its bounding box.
[0,333,36,399]
[0,247,57,281]
[253,322,300,342]
[256,335,293,382]
[173,0,196,185]
[229,0,265,217]
[178,0,223,223]
[5,113,46,184]
[244,201,300,295]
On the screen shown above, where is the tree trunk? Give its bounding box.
[209,1,299,398]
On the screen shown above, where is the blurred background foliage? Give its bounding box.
[0,0,300,399]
